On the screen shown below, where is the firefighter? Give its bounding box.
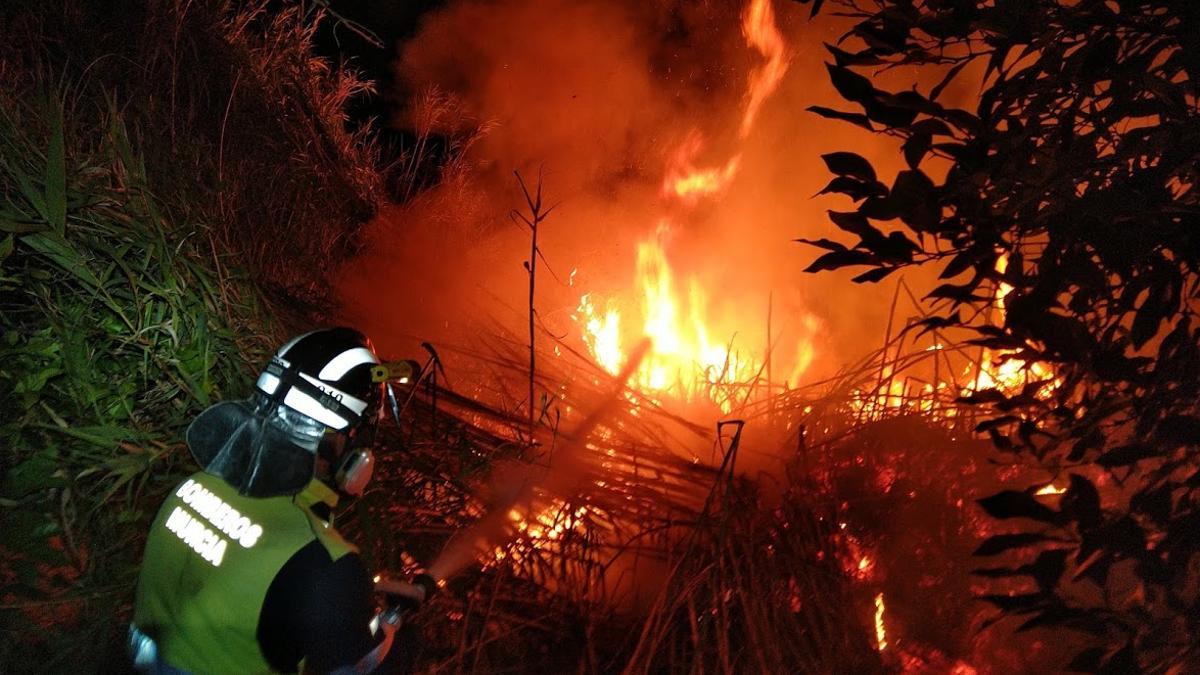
[129,327,435,673]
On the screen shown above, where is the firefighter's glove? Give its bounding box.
[412,573,438,604]
[375,573,439,613]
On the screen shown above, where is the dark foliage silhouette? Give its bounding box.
[799,1,1200,670]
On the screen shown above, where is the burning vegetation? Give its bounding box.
[2,0,1199,673]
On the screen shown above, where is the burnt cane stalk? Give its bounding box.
[511,169,555,444]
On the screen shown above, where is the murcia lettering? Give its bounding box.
[174,479,264,548]
[164,506,228,566]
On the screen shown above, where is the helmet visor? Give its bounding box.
[187,400,317,497]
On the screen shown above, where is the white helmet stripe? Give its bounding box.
[283,388,349,430]
[298,372,368,416]
[318,347,379,381]
[255,369,368,431]
[256,371,281,395]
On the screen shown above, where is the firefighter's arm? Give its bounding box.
[296,553,407,674]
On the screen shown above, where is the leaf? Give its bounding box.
[982,43,1012,87]
[977,490,1059,522]
[1098,517,1147,556]
[805,105,875,131]
[851,266,897,283]
[801,0,830,19]
[910,118,953,137]
[45,96,67,237]
[826,63,876,104]
[972,566,1022,578]
[979,592,1047,612]
[820,152,877,181]
[1067,429,1104,462]
[1025,313,1090,359]
[1,450,68,498]
[1099,645,1136,674]
[1060,474,1101,530]
[911,312,961,338]
[1129,485,1172,527]
[930,60,970,101]
[1029,549,1069,591]
[889,169,936,217]
[828,210,882,240]
[874,231,919,262]
[858,196,898,220]
[1157,414,1200,446]
[961,389,1009,406]
[803,249,879,273]
[931,141,967,159]
[863,99,919,128]
[1014,604,1097,634]
[941,107,980,133]
[816,176,886,201]
[1095,443,1154,468]
[822,42,882,67]
[1067,647,1104,672]
[795,237,847,252]
[5,153,49,223]
[927,281,986,304]
[973,532,1053,556]
[903,132,932,169]
[0,234,12,263]
[0,216,47,234]
[1093,349,1141,382]
[21,232,102,290]
[876,90,943,117]
[1130,304,1163,349]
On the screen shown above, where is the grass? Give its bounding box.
[0,1,383,670]
[0,86,269,670]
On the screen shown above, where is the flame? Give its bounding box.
[874,592,888,651]
[852,252,1060,421]
[661,132,741,202]
[660,0,789,203]
[576,226,763,412]
[740,0,790,137]
[1036,484,1066,496]
[971,253,1058,395]
[491,499,590,566]
[575,0,802,409]
[577,293,622,373]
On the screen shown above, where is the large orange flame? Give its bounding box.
[576,0,803,410]
[577,225,763,413]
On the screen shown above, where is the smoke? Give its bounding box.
[327,0,983,595]
[337,0,929,388]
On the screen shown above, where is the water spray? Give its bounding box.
[426,338,651,584]
[368,339,651,619]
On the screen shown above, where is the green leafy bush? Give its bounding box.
[0,89,268,671]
